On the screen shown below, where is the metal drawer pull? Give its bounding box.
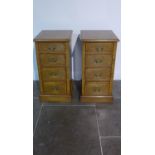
[48,57,57,62]
[96,47,104,52]
[93,87,101,92]
[49,72,58,76]
[94,59,103,63]
[96,47,99,52]
[48,47,56,51]
[52,47,56,50]
[95,73,102,77]
[51,86,60,91]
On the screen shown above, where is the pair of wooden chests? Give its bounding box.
[34,30,119,103]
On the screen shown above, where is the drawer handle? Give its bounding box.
[96,47,99,52]
[51,86,59,91]
[96,47,104,52]
[93,87,101,92]
[94,59,103,63]
[48,47,56,51]
[95,73,102,77]
[48,57,57,62]
[49,72,58,76]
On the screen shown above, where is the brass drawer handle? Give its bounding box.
[49,72,58,76]
[48,47,56,51]
[48,57,58,62]
[95,74,98,77]
[96,47,99,52]
[95,73,102,77]
[51,86,59,91]
[96,47,104,52]
[94,59,103,63]
[93,87,101,92]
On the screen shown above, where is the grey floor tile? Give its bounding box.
[101,138,121,155]
[33,106,102,155]
[96,99,121,136]
[96,98,121,110]
[71,80,81,104]
[33,81,40,98]
[113,80,121,99]
[33,98,42,130]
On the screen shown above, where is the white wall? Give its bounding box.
[33,0,121,80]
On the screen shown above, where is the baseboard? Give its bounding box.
[80,96,113,103]
[40,95,71,103]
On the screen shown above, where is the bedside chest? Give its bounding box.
[80,30,119,103]
[34,30,72,102]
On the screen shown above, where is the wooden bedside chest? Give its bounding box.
[34,30,72,102]
[80,30,119,103]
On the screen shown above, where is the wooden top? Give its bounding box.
[34,30,72,42]
[80,30,119,42]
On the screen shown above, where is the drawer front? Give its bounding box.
[85,82,109,96]
[85,68,111,81]
[43,82,66,95]
[86,43,113,54]
[38,43,65,52]
[40,54,65,67]
[42,68,66,81]
[86,54,112,67]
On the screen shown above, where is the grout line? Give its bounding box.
[100,136,121,139]
[33,104,43,136]
[42,104,95,107]
[95,106,103,155]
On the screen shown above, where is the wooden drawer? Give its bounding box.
[43,82,66,95]
[40,54,65,67]
[86,54,112,67]
[85,67,111,81]
[38,42,65,52]
[86,43,113,54]
[42,68,66,81]
[85,82,109,96]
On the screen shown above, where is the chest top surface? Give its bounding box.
[80,30,119,42]
[34,30,72,42]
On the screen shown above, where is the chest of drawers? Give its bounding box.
[80,30,119,103]
[34,30,72,102]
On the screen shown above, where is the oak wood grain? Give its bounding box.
[80,30,119,103]
[80,30,119,42]
[34,30,72,42]
[34,30,72,103]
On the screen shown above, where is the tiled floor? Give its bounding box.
[33,80,121,155]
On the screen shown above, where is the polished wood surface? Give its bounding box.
[85,54,113,67]
[85,82,110,96]
[80,30,119,42]
[40,95,71,103]
[34,30,72,42]
[34,30,72,102]
[86,42,114,53]
[80,96,113,103]
[80,30,119,103]
[41,68,66,81]
[85,68,111,81]
[43,82,66,95]
[40,54,65,67]
[38,42,65,52]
